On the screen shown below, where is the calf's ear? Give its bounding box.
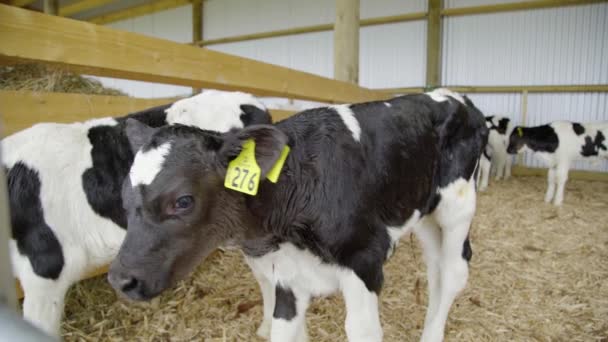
[220,125,288,178]
[125,118,157,153]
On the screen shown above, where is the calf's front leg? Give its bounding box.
[271,285,310,342]
[340,271,383,342]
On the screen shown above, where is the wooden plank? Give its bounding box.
[442,0,608,17]
[518,90,528,165]
[59,0,119,17]
[43,0,58,15]
[512,166,608,182]
[0,148,18,309]
[196,12,426,47]
[426,0,442,88]
[0,5,386,103]
[191,0,202,94]
[88,0,192,25]
[0,90,296,136]
[0,91,179,136]
[4,0,35,7]
[378,84,608,95]
[334,0,359,84]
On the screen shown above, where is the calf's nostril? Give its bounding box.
[121,276,139,293]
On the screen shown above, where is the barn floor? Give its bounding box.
[59,176,608,342]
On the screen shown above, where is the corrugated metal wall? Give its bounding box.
[443,1,608,171]
[90,5,194,98]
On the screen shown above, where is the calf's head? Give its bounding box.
[507,126,526,154]
[108,119,287,301]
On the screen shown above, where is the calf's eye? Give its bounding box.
[174,195,194,210]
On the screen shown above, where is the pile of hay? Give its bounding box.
[0,64,125,96]
[61,176,608,341]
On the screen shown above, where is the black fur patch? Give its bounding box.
[581,131,607,156]
[519,125,559,153]
[83,106,172,229]
[273,285,297,320]
[572,123,585,135]
[239,104,272,126]
[485,116,510,134]
[82,124,134,228]
[462,237,472,262]
[7,163,64,279]
[497,118,510,135]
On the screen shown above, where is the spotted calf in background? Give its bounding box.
[478,115,514,191]
[507,121,608,205]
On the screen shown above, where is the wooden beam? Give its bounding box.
[0,5,386,103]
[0,91,179,136]
[426,0,442,88]
[334,0,359,84]
[442,0,608,17]
[0,90,296,137]
[377,84,608,95]
[4,0,35,7]
[88,0,192,25]
[0,151,18,309]
[43,0,59,15]
[512,166,608,182]
[196,12,427,47]
[192,0,202,94]
[59,0,119,17]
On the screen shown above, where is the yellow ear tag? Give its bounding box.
[517,127,524,137]
[266,145,290,183]
[224,139,261,196]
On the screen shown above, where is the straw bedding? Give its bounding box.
[58,176,608,341]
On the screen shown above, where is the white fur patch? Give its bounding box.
[165,90,266,132]
[130,142,171,186]
[387,210,421,248]
[426,88,466,104]
[331,104,361,141]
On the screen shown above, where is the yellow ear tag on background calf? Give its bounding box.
[224,139,261,196]
[266,145,290,183]
[517,127,524,137]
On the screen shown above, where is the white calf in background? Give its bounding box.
[2,90,271,336]
[478,116,513,191]
[507,121,608,205]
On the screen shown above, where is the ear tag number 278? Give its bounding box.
[224,140,261,196]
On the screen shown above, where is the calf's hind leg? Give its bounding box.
[553,163,570,206]
[545,167,557,203]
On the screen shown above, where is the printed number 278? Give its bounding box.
[231,167,257,191]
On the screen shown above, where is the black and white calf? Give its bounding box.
[108,89,488,342]
[2,90,271,336]
[507,121,608,205]
[478,116,513,191]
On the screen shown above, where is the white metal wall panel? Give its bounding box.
[360,0,427,18]
[360,21,427,88]
[442,3,608,85]
[444,0,530,8]
[463,93,522,123]
[91,5,194,98]
[204,0,334,40]
[209,31,335,79]
[524,93,608,171]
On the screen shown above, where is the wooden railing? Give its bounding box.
[0,5,386,104]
